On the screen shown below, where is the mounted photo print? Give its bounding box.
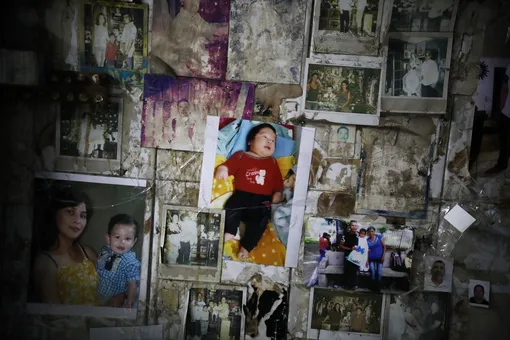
[55,96,123,174]
[198,116,314,267]
[151,0,230,80]
[27,172,148,320]
[307,288,384,339]
[158,205,225,282]
[468,279,490,308]
[302,218,415,295]
[423,256,453,293]
[390,0,459,32]
[183,284,246,340]
[302,56,383,126]
[78,0,148,85]
[311,0,386,55]
[142,74,254,151]
[385,292,449,340]
[382,32,453,113]
[226,0,308,84]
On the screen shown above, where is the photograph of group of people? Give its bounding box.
[385,35,449,98]
[162,208,222,268]
[310,288,383,335]
[305,64,380,114]
[28,176,146,310]
[185,288,244,340]
[58,98,122,161]
[303,218,414,294]
[390,0,457,32]
[317,0,379,36]
[83,2,145,70]
[387,292,448,340]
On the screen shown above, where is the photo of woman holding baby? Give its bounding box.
[30,186,99,306]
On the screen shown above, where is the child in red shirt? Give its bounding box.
[105,33,118,68]
[215,123,284,260]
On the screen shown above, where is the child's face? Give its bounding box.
[249,127,276,157]
[109,35,115,42]
[359,232,366,238]
[107,223,137,254]
[113,29,119,37]
[284,174,296,188]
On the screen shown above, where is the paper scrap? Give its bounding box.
[444,204,476,233]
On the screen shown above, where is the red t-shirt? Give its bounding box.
[220,151,284,196]
[319,237,329,251]
[105,41,118,61]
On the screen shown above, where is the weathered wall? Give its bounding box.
[1,0,510,339]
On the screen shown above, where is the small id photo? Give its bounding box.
[468,279,490,308]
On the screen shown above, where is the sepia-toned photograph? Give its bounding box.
[386,291,449,340]
[184,286,246,340]
[382,32,453,113]
[468,279,490,308]
[27,173,147,318]
[303,219,415,295]
[390,0,458,32]
[160,205,224,270]
[307,288,383,338]
[79,1,148,83]
[56,97,123,173]
[311,0,384,55]
[423,256,453,293]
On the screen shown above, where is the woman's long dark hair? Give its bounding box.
[38,185,93,251]
[246,123,277,150]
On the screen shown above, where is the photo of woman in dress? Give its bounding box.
[93,13,109,67]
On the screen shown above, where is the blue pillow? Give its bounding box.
[226,120,296,159]
[216,119,242,158]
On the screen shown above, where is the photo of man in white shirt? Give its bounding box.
[421,50,440,97]
[120,14,137,69]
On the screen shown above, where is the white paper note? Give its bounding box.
[444,204,476,233]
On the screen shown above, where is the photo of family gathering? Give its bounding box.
[161,207,222,268]
[184,287,244,340]
[385,34,450,98]
[317,0,379,36]
[57,98,122,161]
[82,1,147,70]
[28,175,146,310]
[387,292,448,340]
[309,288,383,335]
[303,218,414,294]
[304,63,380,115]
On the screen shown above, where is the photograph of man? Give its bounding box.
[468,280,490,308]
[420,50,440,97]
[339,220,359,289]
[337,126,350,143]
[423,257,452,292]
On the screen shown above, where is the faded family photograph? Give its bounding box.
[305,64,380,114]
[385,35,449,98]
[390,0,457,32]
[310,288,383,334]
[58,98,122,160]
[318,0,379,36]
[185,288,244,340]
[83,2,146,70]
[386,292,448,340]
[162,209,222,268]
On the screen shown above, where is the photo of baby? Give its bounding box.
[199,117,314,267]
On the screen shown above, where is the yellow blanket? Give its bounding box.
[211,154,296,266]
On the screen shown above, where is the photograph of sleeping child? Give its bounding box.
[28,175,146,310]
[199,118,314,267]
[184,287,245,340]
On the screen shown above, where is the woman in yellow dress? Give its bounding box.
[31,187,99,306]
